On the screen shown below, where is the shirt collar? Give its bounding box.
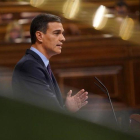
[30,47,49,67]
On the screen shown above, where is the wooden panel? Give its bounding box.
[0,2,43,14]
[0,36,139,107]
[55,66,124,101]
[129,46,140,57]
[0,42,29,67]
[0,37,129,68]
[133,60,140,106]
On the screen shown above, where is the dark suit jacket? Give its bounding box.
[12,49,64,110]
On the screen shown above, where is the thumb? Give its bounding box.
[67,90,72,97]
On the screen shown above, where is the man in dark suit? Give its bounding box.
[12,14,88,112]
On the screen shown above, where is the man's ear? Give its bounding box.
[35,31,43,42]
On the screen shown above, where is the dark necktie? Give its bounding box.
[47,63,52,78]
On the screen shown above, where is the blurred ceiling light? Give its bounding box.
[119,17,134,40]
[63,0,80,19]
[30,0,45,7]
[104,14,115,18]
[93,5,108,30]
[103,34,113,38]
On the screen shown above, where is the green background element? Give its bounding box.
[0,95,140,140]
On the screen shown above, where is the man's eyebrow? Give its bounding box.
[53,30,64,33]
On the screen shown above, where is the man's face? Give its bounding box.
[41,22,65,58]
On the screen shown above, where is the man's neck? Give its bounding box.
[32,43,50,60]
[30,46,49,67]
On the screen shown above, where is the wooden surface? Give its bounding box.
[0,36,140,108]
[0,2,43,14]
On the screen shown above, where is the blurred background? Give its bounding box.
[1,0,140,135]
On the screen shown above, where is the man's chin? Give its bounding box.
[57,49,62,54]
[53,51,61,56]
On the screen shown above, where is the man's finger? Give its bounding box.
[75,89,85,97]
[67,90,72,97]
[81,95,88,103]
[81,101,88,107]
[80,92,88,100]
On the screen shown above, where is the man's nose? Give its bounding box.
[60,34,66,42]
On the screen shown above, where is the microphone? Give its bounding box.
[94,76,119,127]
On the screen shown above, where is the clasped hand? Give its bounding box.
[65,89,88,113]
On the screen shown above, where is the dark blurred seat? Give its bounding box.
[130,114,140,133]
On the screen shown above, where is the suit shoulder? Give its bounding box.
[15,54,42,71]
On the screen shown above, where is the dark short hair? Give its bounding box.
[30,14,61,44]
[116,1,128,8]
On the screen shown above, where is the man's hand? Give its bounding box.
[65,89,88,113]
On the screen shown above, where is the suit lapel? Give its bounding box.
[26,49,64,107]
[26,49,45,66]
[44,66,64,107]
[51,73,64,106]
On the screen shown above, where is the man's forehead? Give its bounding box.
[47,22,64,31]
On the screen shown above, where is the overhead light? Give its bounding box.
[63,0,80,19]
[103,34,113,38]
[119,17,134,40]
[93,5,108,30]
[104,14,115,18]
[30,0,45,7]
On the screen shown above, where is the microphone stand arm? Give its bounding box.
[94,77,119,128]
